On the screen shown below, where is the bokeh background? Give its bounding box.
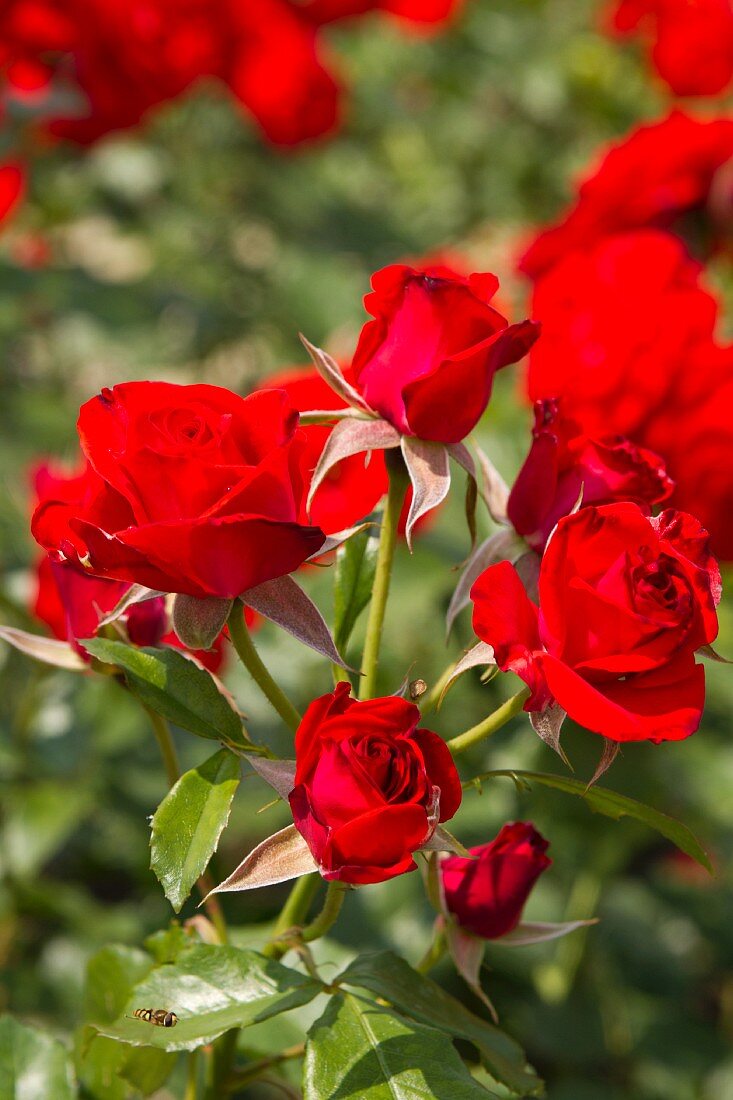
[1,1,733,1097]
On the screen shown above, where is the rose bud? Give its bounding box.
[441,823,551,940]
[507,398,673,552]
[471,503,721,743]
[31,383,326,599]
[289,682,462,884]
[348,263,538,444]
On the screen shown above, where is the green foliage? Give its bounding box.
[0,1015,75,1099]
[150,748,240,911]
[477,771,713,873]
[338,950,542,1095]
[305,993,494,1099]
[81,639,247,748]
[97,945,322,1051]
[334,528,380,655]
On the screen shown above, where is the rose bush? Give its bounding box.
[471,503,721,743]
[441,823,551,940]
[31,382,325,598]
[289,681,462,883]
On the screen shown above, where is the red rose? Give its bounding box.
[527,230,733,558]
[518,112,733,279]
[611,0,733,97]
[0,161,25,226]
[260,367,388,533]
[348,263,538,444]
[507,399,673,552]
[441,823,551,940]
[289,682,462,884]
[31,382,325,599]
[471,503,721,742]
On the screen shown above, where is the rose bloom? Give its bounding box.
[347,263,539,444]
[518,111,733,279]
[507,398,673,553]
[31,459,230,668]
[441,823,551,940]
[610,0,733,97]
[31,382,325,600]
[471,503,721,743]
[527,229,733,558]
[289,682,462,884]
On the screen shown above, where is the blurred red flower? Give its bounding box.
[0,161,25,227]
[301,0,462,30]
[527,230,733,558]
[610,0,733,97]
[518,111,733,280]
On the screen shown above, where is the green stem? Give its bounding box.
[227,603,301,732]
[360,452,407,699]
[299,880,347,944]
[447,687,530,756]
[415,927,447,975]
[262,873,320,959]
[145,706,181,788]
[185,1050,200,1100]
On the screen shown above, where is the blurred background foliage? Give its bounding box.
[1,0,733,1097]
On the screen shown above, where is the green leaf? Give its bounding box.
[118,1046,178,1095]
[477,770,713,873]
[333,529,378,652]
[150,748,240,911]
[85,945,156,1026]
[337,951,542,1096]
[81,639,247,748]
[304,992,495,1099]
[0,782,93,878]
[75,1025,177,1100]
[0,1015,75,1099]
[97,945,322,1051]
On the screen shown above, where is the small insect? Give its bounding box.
[128,1008,178,1028]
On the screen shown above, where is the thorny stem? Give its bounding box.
[360,451,408,699]
[227,603,301,733]
[447,687,530,756]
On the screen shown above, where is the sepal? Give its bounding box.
[242,577,352,669]
[204,824,318,897]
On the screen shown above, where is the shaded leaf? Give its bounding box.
[337,951,542,1095]
[98,945,322,1051]
[96,585,165,629]
[171,595,232,651]
[333,528,379,652]
[497,919,598,947]
[207,825,318,896]
[85,945,155,1026]
[477,770,713,872]
[81,639,247,748]
[304,992,494,1099]
[248,756,296,801]
[474,444,510,525]
[440,642,496,706]
[444,922,496,1021]
[244,575,350,669]
[150,749,241,912]
[446,530,525,637]
[307,418,400,513]
[300,334,373,414]
[401,437,451,551]
[530,704,571,768]
[0,1015,75,1099]
[0,625,86,671]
